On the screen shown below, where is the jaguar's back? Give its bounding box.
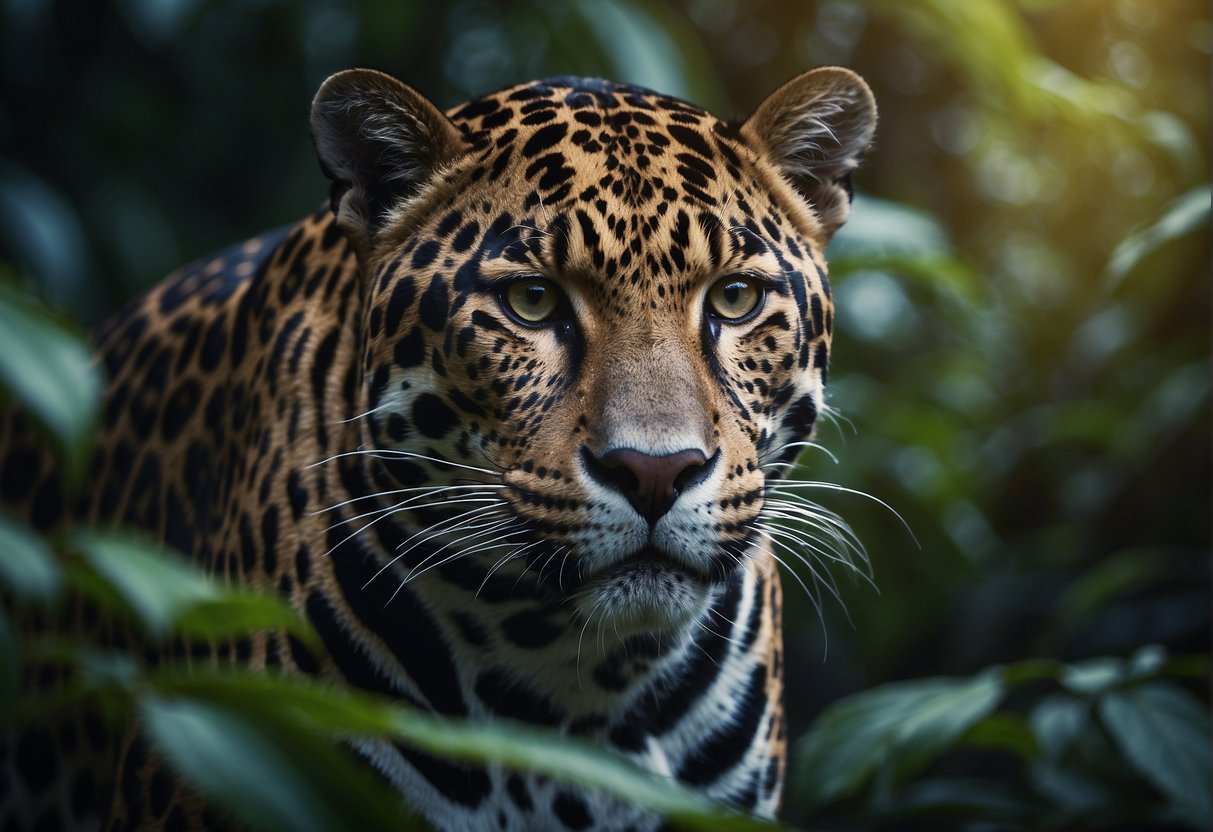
[1,67,875,831]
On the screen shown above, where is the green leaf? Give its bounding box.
[151,671,782,831]
[790,669,1004,811]
[1061,656,1126,695]
[1099,682,1212,827]
[0,608,19,724]
[71,530,315,647]
[1127,644,1168,679]
[1029,694,1089,760]
[176,593,318,651]
[0,279,100,485]
[142,696,419,832]
[831,193,952,261]
[71,530,215,636]
[10,642,139,724]
[829,194,981,300]
[0,510,62,602]
[1104,185,1212,290]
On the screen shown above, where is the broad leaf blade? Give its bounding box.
[1029,694,1089,760]
[1104,185,1211,290]
[177,593,318,651]
[72,530,217,636]
[0,510,61,602]
[1099,682,1212,827]
[0,279,100,484]
[71,530,315,646]
[791,669,1004,811]
[142,696,418,832]
[151,671,782,831]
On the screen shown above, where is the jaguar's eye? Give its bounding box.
[504,278,560,324]
[707,276,763,321]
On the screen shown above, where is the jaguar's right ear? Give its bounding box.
[311,69,468,255]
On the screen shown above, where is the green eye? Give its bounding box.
[707,276,763,320]
[504,278,560,323]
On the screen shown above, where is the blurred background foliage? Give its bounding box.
[1,0,1208,829]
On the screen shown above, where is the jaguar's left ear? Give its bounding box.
[311,68,469,256]
[742,67,876,239]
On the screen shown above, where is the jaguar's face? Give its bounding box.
[312,71,875,632]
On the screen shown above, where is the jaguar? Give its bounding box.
[0,66,876,831]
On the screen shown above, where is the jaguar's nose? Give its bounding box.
[581,446,715,526]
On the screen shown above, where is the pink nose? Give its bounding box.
[583,446,712,525]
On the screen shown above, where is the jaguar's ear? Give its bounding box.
[311,68,468,254]
[742,67,876,240]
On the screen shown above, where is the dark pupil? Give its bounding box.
[724,283,743,305]
[525,285,546,306]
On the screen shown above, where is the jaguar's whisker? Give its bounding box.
[360,506,510,586]
[332,402,394,425]
[406,525,532,587]
[328,496,506,559]
[313,482,502,517]
[307,448,501,477]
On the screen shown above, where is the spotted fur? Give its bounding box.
[0,67,875,831]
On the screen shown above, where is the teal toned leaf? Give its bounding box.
[72,530,215,636]
[1126,644,1168,679]
[1061,656,1126,694]
[1029,694,1089,760]
[151,671,782,831]
[0,510,61,602]
[829,194,980,299]
[0,279,100,485]
[1104,186,1211,290]
[142,696,418,832]
[1100,682,1212,827]
[791,669,1004,810]
[71,530,314,646]
[383,710,775,831]
[831,193,951,261]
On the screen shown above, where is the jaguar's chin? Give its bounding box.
[579,547,715,633]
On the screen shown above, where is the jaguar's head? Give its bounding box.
[311,68,875,634]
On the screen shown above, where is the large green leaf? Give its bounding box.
[1029,694,1089,760]
[1104,185,1212,290]
[0,510,61,602]
[1099,682,1212,827]
[828,194,980,300]
[71,530,315,647]
[152,671,782,832]
[143,696,419,832]
[790,669,1004,810]
[71,530,215,635]
[0,279,100,484]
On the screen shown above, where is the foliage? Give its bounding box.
[0,275,99,485]
[0,0,1208,830]
[789,648,1211,829]
[0,287,780,831]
